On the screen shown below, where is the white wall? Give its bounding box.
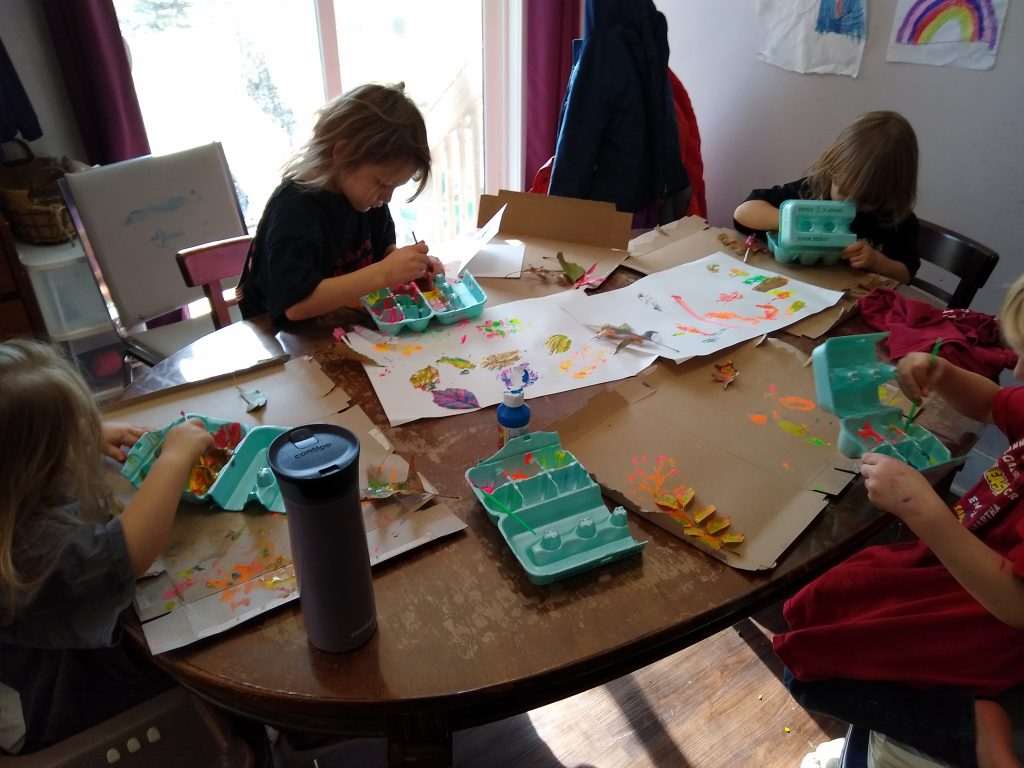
[1,0,86,161]
[661,0,1023,315]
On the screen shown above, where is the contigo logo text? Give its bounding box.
[295,441,331,460]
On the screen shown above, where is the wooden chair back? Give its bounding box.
[913,219,999,309]
[175,234,252,330]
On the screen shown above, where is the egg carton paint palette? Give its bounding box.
[361,271,487,334]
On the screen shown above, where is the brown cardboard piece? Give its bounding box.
[549,337,859,570]
[474,190,633,306]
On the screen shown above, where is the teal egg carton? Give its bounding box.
[811,333,952,470]
[465,432,646,585]
[121,413,287,512]
[767,199,856,266]
[361,271,487,334]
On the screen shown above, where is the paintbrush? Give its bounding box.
[484,491,537,536]
[904,337,942,431]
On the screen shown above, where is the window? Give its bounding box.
[114,0,521,245]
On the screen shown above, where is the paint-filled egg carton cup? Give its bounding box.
[465,431,646,585]
[120,413,288,512]
[361,271,487,335]
[767,199,856,266]
[811,333,953,471]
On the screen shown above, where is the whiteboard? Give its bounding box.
[61,143,246,326]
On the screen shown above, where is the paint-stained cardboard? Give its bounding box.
[549,336,860,571]
[106,357,465,653]
[474,190,633,306]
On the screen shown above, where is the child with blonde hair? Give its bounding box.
[734,110,920,283]
[238,81,443,325]
[0,340,212,753]
[775,275,1024,767]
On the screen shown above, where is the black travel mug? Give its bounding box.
[268,424,376,652]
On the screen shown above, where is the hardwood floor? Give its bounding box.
[288,608,847,768]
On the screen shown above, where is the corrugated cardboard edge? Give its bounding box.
[478,189,632,249]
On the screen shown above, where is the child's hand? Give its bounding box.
[841,240,883,272]
[415,254,445,291]
[860,452,943,525]
[380,242,432,285]
[158,419,214,468]
[897,351,945,402]
[101,421,151,462]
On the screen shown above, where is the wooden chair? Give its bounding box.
[176,234,252,330]
[912,219,999,309]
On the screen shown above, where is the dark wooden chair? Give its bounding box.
[912,219,999,309]
[175,234,252,330]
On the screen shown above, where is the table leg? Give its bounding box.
[386,712,453,767]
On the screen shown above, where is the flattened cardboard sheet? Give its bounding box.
[474,190,632,307]
[551,337,860,570]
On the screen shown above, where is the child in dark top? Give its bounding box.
[733,110,920,283]
[774,275,1024,767]
[0,340,213,754]
[237,82,443,326]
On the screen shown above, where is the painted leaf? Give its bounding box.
[212,422,243,451]
[693,505,716,524]
[676,487,696,508]
[682,526,704,537]
[436,356,475,371]
[696,534,722,550]
[705,517,731,535]
[481,350,521,370]
[655,493,682,510]
[237,386,267,412]
[410,365,440,392]
[545,334,572,355]
[556,251,586,283]
[720,533,746,545]
[431,388,480,410]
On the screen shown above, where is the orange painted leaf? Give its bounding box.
[693,505,716,524]
[720,533,746,545]
[706,517,731,535]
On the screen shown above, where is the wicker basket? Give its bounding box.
[0,139,89,245]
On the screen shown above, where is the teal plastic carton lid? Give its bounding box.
[811,333,953,469]
[464,431,645,585]
[121,413,288,512]
[768,199,856,266]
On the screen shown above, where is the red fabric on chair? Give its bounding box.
[667,68,706,219]
[858,287,1018,379]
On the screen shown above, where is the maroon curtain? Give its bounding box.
[525,0,580,190]
[41,0,149,164]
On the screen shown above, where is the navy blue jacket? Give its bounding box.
[548,0,687,214]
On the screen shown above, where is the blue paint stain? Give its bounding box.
[816,0,866,40]
[125,195,192,224]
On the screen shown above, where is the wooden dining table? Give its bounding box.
[118,268,981,768]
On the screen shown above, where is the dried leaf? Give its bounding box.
[237,386,267,412]
[706,517,731,535]
[556,251,586,283]
[693,505,716,524]
[720,533,746,545]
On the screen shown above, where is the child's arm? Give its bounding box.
[842,241,911,283]
[898,352,1001,424]
[861,452,1024,628]
[733,200,781,232]
[119,419,213,577]
[284,242,433,321]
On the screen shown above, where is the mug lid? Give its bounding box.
[268,423,359,482]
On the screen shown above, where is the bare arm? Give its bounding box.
[733,200,781,232]
[119,420,213,577]
[284,242,437,321]
[898,353,1001,424]
[861,453,1024,627]
[842,241,911,283]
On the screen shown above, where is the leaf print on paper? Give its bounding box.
[431,388,480,410]
[545,334,572,355]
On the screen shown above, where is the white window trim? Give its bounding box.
[483,0,525,193]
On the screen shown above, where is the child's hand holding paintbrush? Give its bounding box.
[897,338,943,429]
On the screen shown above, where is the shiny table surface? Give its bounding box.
[119,272,980,764]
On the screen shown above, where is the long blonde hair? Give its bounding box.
[283,82,431,201]
[805,110,918,227]
[1001,275,1024,354]
[0,340,109,618]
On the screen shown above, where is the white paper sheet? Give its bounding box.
[757,0,867,78]
[465,242,527,278]
[886,0,1008,70]
[345,292,659,426]
[558,253,845,364]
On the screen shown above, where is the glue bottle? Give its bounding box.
[497,389,531,447]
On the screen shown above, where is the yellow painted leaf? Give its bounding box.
[545,334,572,355]
[720,533,746,545]
[682,527,704,537]
[693,505,716,524]
[676,486,696,508]
[706,517,731,535]
[409,365,440,391]
[697,535,722,550]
